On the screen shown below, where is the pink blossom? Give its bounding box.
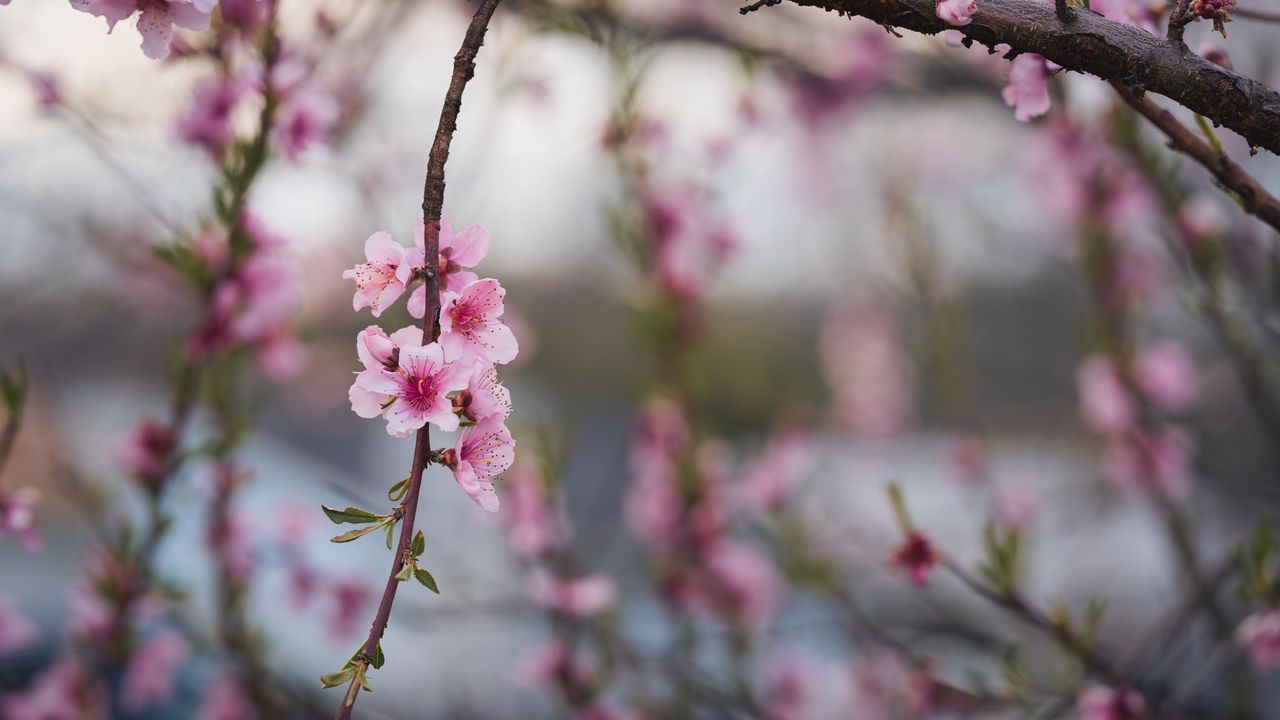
[177,75,245,156]
[112,420,175,489]
[1135,342,1197,412]
[936,0,976,25]
[348,325,423,419]
[0,486,41,551]
[0,596,37,654]
[527,571,617,616]
[458,358,512,422]
[503,460,558,558]
[1177,195,1228,246]
[1,658,103,720]
[218,0,267,33]
[69,0,216,60]
[642,186,737,300]
[737,427,812,514]
[409,218,492,303]
[326,579,370,638]
[1199,42,1231,68]
[121,633,189,711]
[1078,685,1147,720]
[68,584,115,646]
[889,531,939,586]
[438,279,519,365]
[446,414,515,512]
[1002,54,1050,122]
[342,231,418,317]
[353,342,469,436]
[626,399,688,549]
[948,435,988,485]
[764,656,810,720]
[210,512,255,584]
[196,671,256,720]
[273,85,340,160]
[1104,427,1195,498]
[1077,356,1134,435]
[1237,608,1280,671]
[702,539,780,622]
[821,305,914,440]
[993,481,1038,531]
[254,327,306,380]
[519,640,591,688]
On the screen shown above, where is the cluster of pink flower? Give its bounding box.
[1077,342,1199,497]
[185,212,305,379]
[626,399,813,628]
[344,218,518,511]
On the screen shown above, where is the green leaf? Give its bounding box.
[357,665,372,692]
[320,663,358,688]
[385,522,396,550]
[371,642,385,670]
[330,523,385,544]
[387,477,409,502]
[0,360,26,418]
[414,568,440,594]
[322,505,383,525]
[394,561,413,582]
[411,530,426,558]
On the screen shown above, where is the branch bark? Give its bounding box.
[1110,82,1280,232]
[334,0,502,717]
[787,0,1280,155]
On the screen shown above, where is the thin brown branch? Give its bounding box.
[1111,81,1280,233]
[334,0,503,717]
[785,0,1280,155]
[1235,6,1280,23]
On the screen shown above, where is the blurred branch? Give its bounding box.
[1110,82,1280,234]
[784,0,1280,155]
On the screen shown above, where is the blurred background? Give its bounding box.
[2,0,1280,717]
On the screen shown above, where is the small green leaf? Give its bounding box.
[320,663,358,688]
[371,642,385,670]
[330,523,385,544]
[357,665,372,692]
[387,477,409,502]
[394,561,413,582]
[411,530,425,558]
[385,522,396,550]
[414,568,440,594]
[322,505,383,525]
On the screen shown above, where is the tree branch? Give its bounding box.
[1109,82,1280,236]
[334,0,503,717]
[786,0,1280,155]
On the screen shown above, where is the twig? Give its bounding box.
[740,0,783,13]
[1235,6,1280,23]
[334,1,503,717]
[1110,81,1280,234]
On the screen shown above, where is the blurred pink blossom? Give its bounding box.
[177,75,246,157]
[112,420,175,489]
[1,657,103,720]
[121,632,189,711]
[889,531,939,586]
[1078,685,1147,720]
[737,427,812,514]
[1002,54,1050,122]
[1077,356,1134,435]
[0,486,41,551]
[527,571,617,617]
[936,0,976,25]
[503,460,558,558]
[1238,608,1280,671]
[821,305,914,440]
[196,671,256,720]
[1135,342,1198,413]
[1104,427,1195,498]
[0,596,37,654]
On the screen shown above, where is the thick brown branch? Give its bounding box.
[335,1,502,718]
[1110,81,1280,233]
[788,0,1280,155]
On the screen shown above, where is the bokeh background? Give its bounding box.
[2,0,1280,717]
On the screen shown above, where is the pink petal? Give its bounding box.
[447,224,490,267]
